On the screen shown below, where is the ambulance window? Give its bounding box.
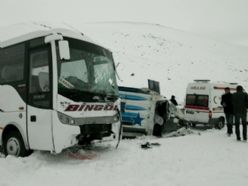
[186,94,208,107]
[186,95,196,105]
[197,95,208,107]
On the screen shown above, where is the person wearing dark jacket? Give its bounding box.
[232,85,248,141]
[221,87,233,136]
[170,95,178,106]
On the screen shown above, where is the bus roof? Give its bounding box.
[0,23,95,48]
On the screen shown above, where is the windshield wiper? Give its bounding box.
[59,85,119,102]
[58,88,114,102]
[104,94,119,102]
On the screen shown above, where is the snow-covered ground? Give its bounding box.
[1,128,248,186]
[1,22,248,186]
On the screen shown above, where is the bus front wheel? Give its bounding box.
[3,131,28,157]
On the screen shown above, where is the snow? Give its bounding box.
[1,129,248,186]
[1,22,248,186]
[79,22,248,103]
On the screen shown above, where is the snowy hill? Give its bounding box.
[1,22,248,186]
[79,22,248,103]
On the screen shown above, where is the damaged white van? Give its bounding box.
[0,23,120,157]
[184,80,237,128]
[119,86,173,137]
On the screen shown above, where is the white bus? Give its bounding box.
[0,23,120,157]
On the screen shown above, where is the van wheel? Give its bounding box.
[153,124,162,137]
[215,118,225,129]
[3,131,28,157]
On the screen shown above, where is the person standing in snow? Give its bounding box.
[221,87,233,136]
[232,85,248,141]
[170,95,178,106]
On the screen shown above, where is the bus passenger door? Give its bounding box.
[27,47,54,151]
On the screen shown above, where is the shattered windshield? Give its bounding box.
[58,38,118,102]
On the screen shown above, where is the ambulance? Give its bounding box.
[184,80,237,128]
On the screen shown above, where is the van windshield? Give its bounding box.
[57,38,118,102]
[186,94,209,109]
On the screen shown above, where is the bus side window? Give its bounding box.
[29,50,50,94]
[0,44,25,84]
[29,48,51,108]
[0,43,26,101]
[38,72,49,92]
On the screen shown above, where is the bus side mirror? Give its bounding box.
[58,40,70,60]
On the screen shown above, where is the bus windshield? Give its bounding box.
[58,38,118,102]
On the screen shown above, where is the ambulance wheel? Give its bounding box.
[3,131,28,157]
[215,118,225,129]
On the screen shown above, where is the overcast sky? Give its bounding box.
[1,0,248,45]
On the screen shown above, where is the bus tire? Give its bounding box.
[215,118,225,129]
[3,131,29,157]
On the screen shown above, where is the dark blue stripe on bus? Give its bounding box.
[125,105,146,111]
[121,112,144,125]
[119,94,147,101]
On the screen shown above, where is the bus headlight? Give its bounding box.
[114,110,121,122]
[58,112,75,125]
[114,115,119,122]
[69,118,75,125]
